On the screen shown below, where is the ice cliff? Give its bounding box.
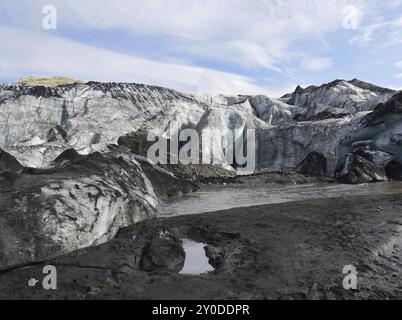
[0,79,396,176]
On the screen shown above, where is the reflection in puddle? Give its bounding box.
[180,239,214,275]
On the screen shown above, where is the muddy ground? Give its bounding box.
[0,190,401,300]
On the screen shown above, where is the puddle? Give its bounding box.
[180,239,214,275]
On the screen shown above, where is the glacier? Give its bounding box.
[0,78,397,177]
[1,77,401,269]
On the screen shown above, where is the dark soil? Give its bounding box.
[1,192,401,300]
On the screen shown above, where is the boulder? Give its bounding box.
[385,161,402,181]
[205,245,225,269]
[296,151,327,177]
[139,231,185,272]
[353,148,393,167]
[391,134,402,145]
[337,153,387,184]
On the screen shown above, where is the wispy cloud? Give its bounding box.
[350,16,402,45]
[0,26,270,95]
[0,0,401,93]
[0,0,359,72]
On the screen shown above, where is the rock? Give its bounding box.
[118,129,153,157]
[337,154,387,184]
[353,148,393,168]
[0,148,23,175]
[47,125,67,143]
[391,134,402,145]
[296,151,327,176]
[336,146,395,184]
[52,148,82,166]
[205,245,225,269]
[385,161,402,181]
[139,231,185,272]
[0,148,157,270]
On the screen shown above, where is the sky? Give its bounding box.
[0,0,402,96]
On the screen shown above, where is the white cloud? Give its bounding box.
[350,16,402,45]
[0,0,360,71]
[302,58,333,71]
[395,73,402,79]
[387,0,402,10]
[395,61,402,68]
[0,0,400,91]
[0,26,270,95]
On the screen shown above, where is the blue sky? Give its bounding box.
[0,0,402,96]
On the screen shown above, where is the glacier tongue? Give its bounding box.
[0,80,398,176]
